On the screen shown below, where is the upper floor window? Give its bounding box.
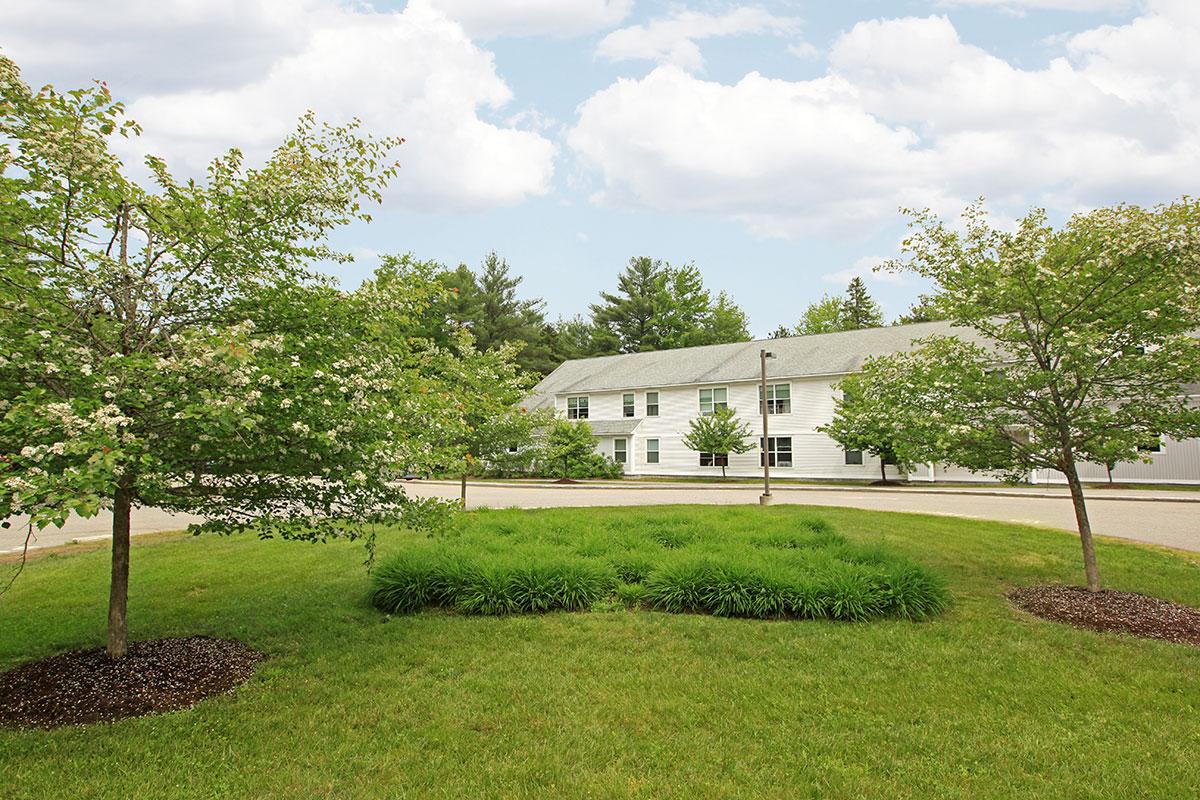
[760,436,793,468]
[623,393,635,418]
[1138,436,1163,454]
[758,383,791,415]
[567,396,589,420]
[646,391,659,417]
[699,387,728,416]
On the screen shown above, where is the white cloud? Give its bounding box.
[936,0,1134,12]
[426,0,632,39]
[80,1,557,211]
[0,0,324,94]
[823,256,907,286]
[569,3,1200,237]
[597,7,802,71]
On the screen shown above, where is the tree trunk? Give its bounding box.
[880,459,887,483]
[721,464,727,478]
[1061,457,1101,592]
[107,483,133,659]
[460,473,468,508]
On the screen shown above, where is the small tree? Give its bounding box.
[681,406,754,478]
[876,200,1200,591]
[820,371,920,483]
[543,419,597,480]
[426,332,540,506]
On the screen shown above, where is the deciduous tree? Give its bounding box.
[874,200,1200,590]
[681,407,754,478]
[0,57,456,658]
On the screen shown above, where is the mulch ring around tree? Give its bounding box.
[1010,585,1200,647]
[0,636,263,729]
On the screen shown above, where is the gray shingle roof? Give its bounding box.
[583,419,644,436]
[527,321,983,406]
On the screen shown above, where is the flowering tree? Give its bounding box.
[865,200,1200,591]
[820,371,920,482]
[0,56,458,658]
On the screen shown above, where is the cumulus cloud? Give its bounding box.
[427,0,633,39]
[597,6,802,71]
[569,2,1200,236]
[937,0,1133,12]
[8,1,557,211]
[0,0,324,94]
[823,256,907,287]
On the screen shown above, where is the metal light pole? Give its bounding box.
[760,348,775,505]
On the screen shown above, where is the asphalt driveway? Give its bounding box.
[6,481,1197,555]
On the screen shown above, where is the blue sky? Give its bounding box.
[5,0,1195,334]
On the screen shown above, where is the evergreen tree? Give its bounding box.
[590,258,753,353]
[842,277,885,329]
[769,324,794,339]
[590,257,669,353]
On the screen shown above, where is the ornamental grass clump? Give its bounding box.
[370,507,950,620]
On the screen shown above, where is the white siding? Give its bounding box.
[553,379,1200,484]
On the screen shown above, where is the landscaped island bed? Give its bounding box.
[3,506,1199,798]
[371,509,949,620]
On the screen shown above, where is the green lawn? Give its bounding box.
[2,505,1199,799]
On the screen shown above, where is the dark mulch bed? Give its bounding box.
[1011,585,1200,647]
[0,636,263,729]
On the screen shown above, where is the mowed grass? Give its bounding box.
[370,511,948,620]
[0,505,1198,800]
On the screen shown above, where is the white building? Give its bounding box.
[525,321,1200,485]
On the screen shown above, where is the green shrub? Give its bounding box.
[370,509,951,622]
[606,550,658,584]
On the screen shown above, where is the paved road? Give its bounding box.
[5,481,1197,555]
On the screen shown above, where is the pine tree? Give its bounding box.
[842,277,885,329]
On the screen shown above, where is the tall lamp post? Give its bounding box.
[760,348,775,505]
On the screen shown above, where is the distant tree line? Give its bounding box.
[404,254,943,376]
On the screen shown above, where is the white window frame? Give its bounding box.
[760,436,793,468]
[758,383,791,415]
[623,393,635,418]
[646,391,659,417]
[699,451,729,467]
[844,449,864,465]
[567,396,589,420]
[699,387,729,416]
[646,438,660,464]
[614,438,628,464]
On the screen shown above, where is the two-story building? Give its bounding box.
[524,321,1200,485]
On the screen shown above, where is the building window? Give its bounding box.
[623,393,635,418]
[646,438,660,464]
[699,387,728,416]
[567,396,589,419]
[614,438,628,464]
[844,449,864,465]
[1138,437,1163,454]
[699,452,728,467]
[760,436,793,468]
[646,391,659,417]
[758,383,791,414]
